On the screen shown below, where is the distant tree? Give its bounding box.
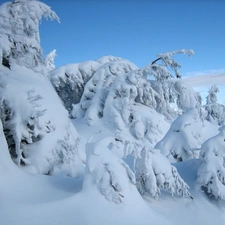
[0,0,59,70]
[197,126,225,200]
[44,49,57,72]
[205,85,225,125]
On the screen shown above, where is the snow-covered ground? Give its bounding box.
[1,118,225,225]
[1,1,225,224]
[0,60,224,225]
[0,59,224,225]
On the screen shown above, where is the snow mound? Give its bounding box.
[155,108,204,162]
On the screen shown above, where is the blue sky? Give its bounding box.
[40,0,225,75]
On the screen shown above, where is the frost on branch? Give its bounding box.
[155,108,203,162]
[0,0,59,69]
[83,137,136,204]
[197,126,225,200]
[135,148,191,198]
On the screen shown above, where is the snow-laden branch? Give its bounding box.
[142,49,194,81]
[197,126,225,200]
[84,137,136,204]
[135,148,191,199]
[0,0,59,69]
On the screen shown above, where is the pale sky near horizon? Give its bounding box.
[39,0,225,74]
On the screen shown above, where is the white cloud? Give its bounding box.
[183,69,225,104]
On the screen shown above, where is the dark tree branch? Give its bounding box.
[151,57,161,65]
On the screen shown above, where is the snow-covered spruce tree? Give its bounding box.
[0,0,59,70]
[204,85,225,125]
[83,133,191,201]
[0,65,83,176]
[135,147,191,198]
[49,56,138,112]
[71,50,197,128]
[70,50,195,199]
[174,81,202,112]
[197,126,225,200]
[155,108,203,162]
[50,60,103,111]
[83,137,136,204]
[0,88,51,165]
[0,1,83,176]
[110,133,191,199]
[70,57,138,122]
[101,51,198,137]
[140,49,200,118]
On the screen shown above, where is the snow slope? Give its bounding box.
[1,0,225,222]
[0,60,225,225]
[1,117,225,225]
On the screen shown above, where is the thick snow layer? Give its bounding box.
[1,142,225,225]
[0,64,225,224]
[197,126,225,200]
[1,115,224,225]
[1,55,224,225]
[155,108,204,162]
[1,0,225,223]
[0,64,84,176]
